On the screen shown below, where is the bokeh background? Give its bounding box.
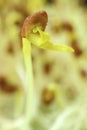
[0,0,87,130]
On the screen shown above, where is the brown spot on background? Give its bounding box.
[42,88,55,105]
[0,77,18,94]
[43,63,52,74]
[71,40,83,57]
[80,69,87,78]
[7,44,14,54]
[61,22,73,32]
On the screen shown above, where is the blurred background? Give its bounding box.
[0,0,87,130]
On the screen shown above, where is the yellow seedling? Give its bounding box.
[21,11,74,52]
[21,11,74,130]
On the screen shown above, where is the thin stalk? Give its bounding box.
[22,38,35,130]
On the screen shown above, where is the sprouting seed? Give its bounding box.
[21,10,74,130]
[21,10,74,52]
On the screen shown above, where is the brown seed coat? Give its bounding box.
[21,11,48,37]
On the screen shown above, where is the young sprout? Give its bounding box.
[21,11,74,52]
[21,10,74,130]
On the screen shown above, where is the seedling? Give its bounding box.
[21,10,74,130]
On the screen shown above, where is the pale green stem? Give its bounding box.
[22,38,35,130]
